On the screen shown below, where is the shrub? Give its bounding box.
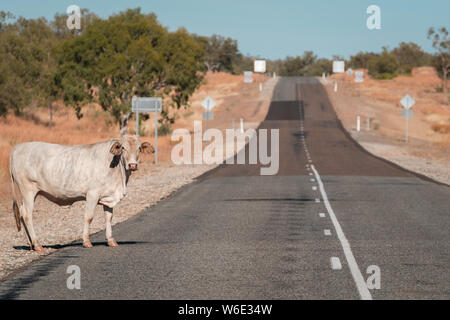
[368,52,399,78]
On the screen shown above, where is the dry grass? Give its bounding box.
[432,123,450,134]
[330,67,450,143]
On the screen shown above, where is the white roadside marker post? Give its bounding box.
[357,116,361,132]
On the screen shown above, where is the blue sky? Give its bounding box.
[2,0,449,59]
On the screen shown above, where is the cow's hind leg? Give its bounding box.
[21,190,43,251]
[104,206,118,247]
[82,193,98,248]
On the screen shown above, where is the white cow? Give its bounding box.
[10,131,153,251]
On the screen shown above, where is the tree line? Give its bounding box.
[0,8,207,126]
[0,8,448,125]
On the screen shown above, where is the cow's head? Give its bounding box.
[110,135,154,171]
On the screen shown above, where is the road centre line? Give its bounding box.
[311,165,372,300]
[331,257,342,270]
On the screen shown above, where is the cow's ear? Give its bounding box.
[110,142,123,155]
[140,142,154,154]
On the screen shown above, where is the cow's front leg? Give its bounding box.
[104,205,118,247]
[83,193,98,248]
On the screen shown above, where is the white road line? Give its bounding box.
[315,198,320,203]
[310,179,315,182]
[312,186,317,191]
[331,257,342,270]
[311,165,372,300]
[319,213,326,218]
[324,229,332,236]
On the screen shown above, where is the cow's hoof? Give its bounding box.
[33,245,45,252]
[108,240,119,247]
[83,241,93,248]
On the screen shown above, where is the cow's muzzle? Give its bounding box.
[128,163,138,171]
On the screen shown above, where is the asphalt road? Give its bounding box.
[1,77,449,299]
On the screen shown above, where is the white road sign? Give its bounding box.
[254,60,266,73]
[355,71,364,83]
[400,94,415,142]
[402,109,414,118]
[132,97,162,112]
[333,61,345,73]
[201,96,216,111]
[202,112,214,120]
[131,96,162,164]
[244,71,253,83]
[400,94,415,109]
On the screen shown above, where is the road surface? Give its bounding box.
[1,77,449,299]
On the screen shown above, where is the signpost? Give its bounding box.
[355,71,364,83]
[202,112,214,120]
[354,71,364,96]
[254,60,266,92]
[244,71,253,83]
[332,61,345,93]
[201,96,216,131]
[400,94,415,142]
[132,97,162,164]
[254,60,266,73]
[332,61,345,73]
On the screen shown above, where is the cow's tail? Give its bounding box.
[10,152,21,232]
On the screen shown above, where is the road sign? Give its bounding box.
[132,97,162,112]
[333,61,345,73]
[244,71,253,83]
[132,97,162,164]
[202,96,216,131]
[400,95,415,142]
[355,71,364,83]
[202,112,214,120]
[400,94,415,109]
[402,109,413,118]
[254,60,266,73]
[201,96,216,111]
